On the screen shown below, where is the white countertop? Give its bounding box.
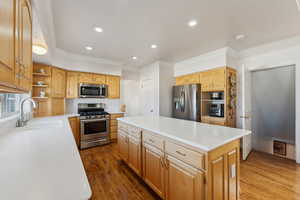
[118,116,251,152]
[0,115,91,200]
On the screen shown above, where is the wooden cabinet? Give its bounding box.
[165,156,205,200]
[200,68,225,92]
[93,74,106,84]
[128,136,142,175]
[0,0,15,89]
[110,113,124,140]
[142,144,165,198]
[79,72,93,83]
[52,67,66,98]
[34,100,51,118]
[118,131,129,162]
[175,73,200,86]
[68,117,80,147]
[66,71,79,98]
[51,98,65,116]
[0,0,32,93]
[106,75,120,99]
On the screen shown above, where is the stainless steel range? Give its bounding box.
[78,103,110,149]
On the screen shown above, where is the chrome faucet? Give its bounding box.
[16,97,37,127]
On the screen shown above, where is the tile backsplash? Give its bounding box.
[66,98,121,114]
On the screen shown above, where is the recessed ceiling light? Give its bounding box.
[94,27,103,33]
[132,56,137,60]
[235,34,246,41]
[85,46,93,51]
[296,0,300,11]
[151,44,158,49]
[188,20,198,27]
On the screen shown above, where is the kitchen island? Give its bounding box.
[117,116,251,200]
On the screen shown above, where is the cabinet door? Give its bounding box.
[52,68,66,98]
[93,74,106,84]
[66,72,78,98]
[79,73,93,84]
[68,117,80,147]
[200,71,212,92]
[128,136,142,176]
[34,100,52,118]
[106,75,120,99]
[175,74,199,85]
[0,0,15,88]
[118,132,129,161]
[211,68,225,91]
[142,144,165,199]
[51,98,65,116]
[166,156,205,200]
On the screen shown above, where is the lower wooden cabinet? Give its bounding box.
[110,113,124,141]
[118,131,129,162]
[68,117,80,147]
[142,144,165,198]
[165,156,205,200]
[128,136,142,176]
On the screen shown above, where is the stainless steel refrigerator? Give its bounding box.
[172,84,201,121]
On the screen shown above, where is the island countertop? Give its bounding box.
[0,115,91,200]
[117,116,251,152]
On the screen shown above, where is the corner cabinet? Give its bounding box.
[0,0,32,93]
[66,71,79,99]
[118,121,241,200]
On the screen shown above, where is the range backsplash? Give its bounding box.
[66,98,121,114]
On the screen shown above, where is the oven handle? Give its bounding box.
[80,118,108,123]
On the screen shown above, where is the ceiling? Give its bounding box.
[48,0,300,67]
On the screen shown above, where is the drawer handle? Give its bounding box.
[175,150,186,157]
[149,139,155,143]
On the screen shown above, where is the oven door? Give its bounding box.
[80,118,109,140]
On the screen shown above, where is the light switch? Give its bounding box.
[230,164,236,178]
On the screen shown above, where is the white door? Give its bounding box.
[241,65,252,160]
[140,78,155,116]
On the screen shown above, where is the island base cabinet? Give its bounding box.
[118,132,129,162]
[128,136,142,176]
[142,144,165,199]
[207,140,239,200]
[165,156,205,200]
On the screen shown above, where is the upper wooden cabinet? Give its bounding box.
[200,67,226,92]
[17,0,32,92]
[52,67,66,98]
[79,72,93,84]
[0,0,32,93]
[175,73,200,86]
[93,74,106,84]
[106,75,120,99]
[0,0,15,89]
[66,71,79,98]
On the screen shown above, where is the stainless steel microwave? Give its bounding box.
[79,83,107,98]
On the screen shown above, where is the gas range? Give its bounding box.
[78,103,111,149]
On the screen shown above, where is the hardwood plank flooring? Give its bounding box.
[80,143,300,200]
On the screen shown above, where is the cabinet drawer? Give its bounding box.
[128,125,141,139]
[165,141,205,170]
[111,114,124,119]
[143,130,164,150]
[118,122,128,132]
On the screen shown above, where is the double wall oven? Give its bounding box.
[78,103,110,149]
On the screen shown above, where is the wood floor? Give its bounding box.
[80,143,300,200]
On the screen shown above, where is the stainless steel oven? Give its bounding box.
[209,102,224,117]
[79,83,107,98]
[78,103,110,149]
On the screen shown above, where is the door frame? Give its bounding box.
[240,60,300,163]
